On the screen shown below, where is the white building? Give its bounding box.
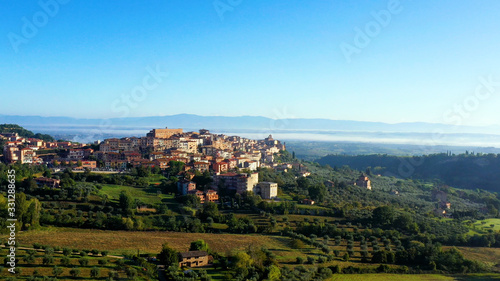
[258,182,278,199]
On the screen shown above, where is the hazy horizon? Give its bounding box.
[2,1,500,127]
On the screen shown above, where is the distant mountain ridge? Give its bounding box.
[0,114,497,135]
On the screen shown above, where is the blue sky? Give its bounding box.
[1,0,500,126]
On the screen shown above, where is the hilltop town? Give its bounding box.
[1,125,499,280]
[1,127,295,201]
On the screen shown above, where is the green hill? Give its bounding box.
[316,153,500,192]
[0,124,55,146]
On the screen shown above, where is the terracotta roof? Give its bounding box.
[35,177,59,183]
[179,251,208,258]
[219,172,238,177]
[188,190,203,195]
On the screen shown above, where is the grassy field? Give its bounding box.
[18,227,287,256]
[144,174,167,184]
[15,227,500,280]
[97,183,175,207]
[471,218,500,232]
[0,247,147,280]
[277,194,293,200]
[17,226,327,267]
[442,246,500,272]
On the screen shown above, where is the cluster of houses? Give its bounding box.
[2,128,377,205]
[94,128,284,172]
[97,129,285,200]
[2,128,290,201]
[95,128,284,200]
[1,132,85,164]
[432,190,452,217]
[1,128,286,171]
[34,177,61,189]
[176,171,278,200]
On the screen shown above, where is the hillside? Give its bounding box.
[316,153,500,192]
[2,147,500,279]
[0,124,55,142]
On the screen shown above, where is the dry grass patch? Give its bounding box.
[18,227,281,255]
[443,246,500,272]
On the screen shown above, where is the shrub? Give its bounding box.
[329,264,341,274]
[296,257,304,264]
[62,248,72,256]
[69,267,81,277]
[318,267,333,279]
[126,267,137,278]
[60,256,71,266]
[290,239,305,249]
[108,270,119,279]
[52,266,63,277]
[377,264,391,273]
[78,257,89,266]
[90,267,101,278]
[42,254,54,265]
[23,252,36,264]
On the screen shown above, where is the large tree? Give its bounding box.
[158,243,179,266]
[199,202,220,221]
[25,198,41,229]
[167,161,185,176]
[119,191,134,216]
[372,206,396,226]
[308,184,327,202]
[192,170,213,189]
[189,239,209,252]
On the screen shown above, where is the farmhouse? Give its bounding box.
[178,251,209,268]
[302,199,315,205]
[257,182,278,199]
[35,177,61,189]
[355,174,372,190]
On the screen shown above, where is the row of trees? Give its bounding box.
[0,193,41,231]
[317,153,500,193]
[159,240,281,281]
